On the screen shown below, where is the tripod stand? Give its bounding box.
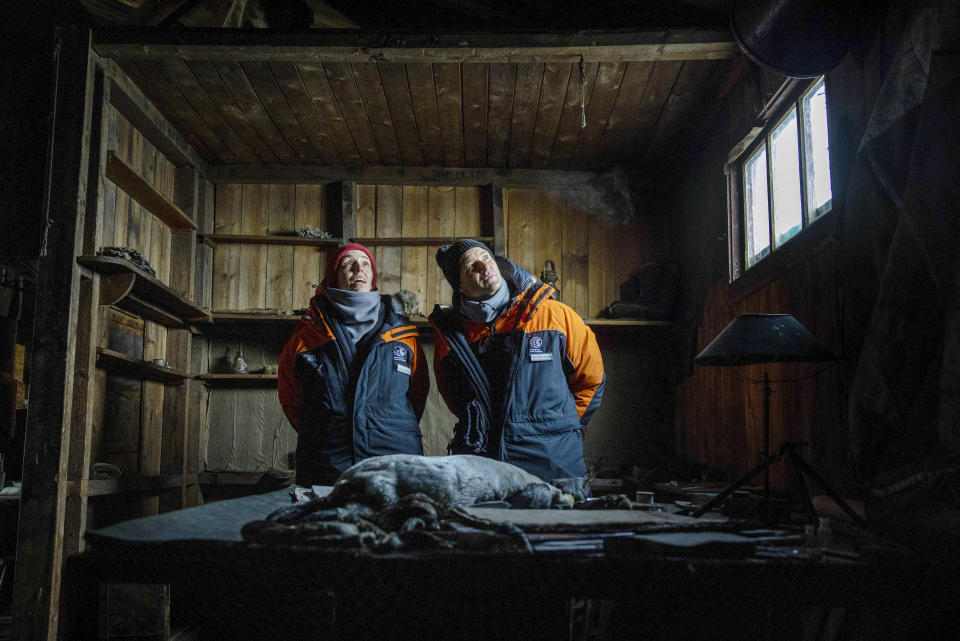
[691,441,867,528]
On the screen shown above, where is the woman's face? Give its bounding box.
[336,250,374,292]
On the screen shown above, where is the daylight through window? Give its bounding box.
[736,77,832,273]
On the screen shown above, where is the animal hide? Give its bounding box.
[268,454,573,523]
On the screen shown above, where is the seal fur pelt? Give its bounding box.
[268,454,572,523]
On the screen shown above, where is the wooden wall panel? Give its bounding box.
[675,245,843,489]
[504,187,648,319]
[375,185,403,295]
[212,184,242,311]
[561,190,590,315]
[401,187,429,315]
[203,338,297,472]
[265,184,295,312]
[426,187,457,311]
[293,185,326,310]
[213,183,333,312]
[110,112,178,280]
[238,184,268,309]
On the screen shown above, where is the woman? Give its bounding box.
[278,244,429,486]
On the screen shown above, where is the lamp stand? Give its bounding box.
[692,371,867,529]
[762,371,771,505]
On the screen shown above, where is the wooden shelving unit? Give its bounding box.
[193,315,673,339]
[350,236,496,246]
[197,373,279,386]
[67,474,200,498]
[77,255,210,328]
[104,152,196,231]
[198,471,293,486]
[198,234,343,247]
[209,313,301,324]
[198,235,496,248]
[96,347,188,385]
[584,319,676,327]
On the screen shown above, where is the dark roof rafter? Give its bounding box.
[92,28,737,63]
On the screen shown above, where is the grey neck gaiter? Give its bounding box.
[322,288,382,344]
[459,281,511,324]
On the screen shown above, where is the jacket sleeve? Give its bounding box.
[407,338,429,420]
[277,333,305,431]
[562,305,605,427]
[431,332,458,415]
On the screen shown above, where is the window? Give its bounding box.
[731,77,832,275]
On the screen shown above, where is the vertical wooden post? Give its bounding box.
[162,167,198,511]
[62,65,112,563]
[340,181,357,242]
[188,179,213,507]
[13,25,94,641]
[491,183,506,256]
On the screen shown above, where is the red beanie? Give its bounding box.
[323,243,377,290]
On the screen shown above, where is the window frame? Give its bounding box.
[726,76,837,294]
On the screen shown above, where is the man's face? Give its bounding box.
[459,247,501,300]
[336,250,374,292]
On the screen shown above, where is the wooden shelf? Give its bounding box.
[199,234,342,247]
[197,374,279,386]
[209,313,301,324]
[104,152,197,230]
[584,319,676,327]
[194,315,672,334]
[78,255,211,328]
[198,471,294,486]
[96,347,188,384]
[68,473,199,498]
[349,236,496,247]
[197,235,496,248]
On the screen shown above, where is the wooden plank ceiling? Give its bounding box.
[93,30,738,172]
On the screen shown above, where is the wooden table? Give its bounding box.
[61,490,958,641]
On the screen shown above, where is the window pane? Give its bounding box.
[743,145,770,267]
[770,108,802,247]
[802,77,832,219]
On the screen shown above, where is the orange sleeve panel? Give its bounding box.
[526,300,605,422]
[278,319,333,432]
[277,331,307,431]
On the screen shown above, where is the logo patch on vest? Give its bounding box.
[529,335,544,352]
[528,335,551,361]
[393,345,407,361]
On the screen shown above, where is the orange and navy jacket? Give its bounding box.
[278,291,428,485]
[429,258,604,482]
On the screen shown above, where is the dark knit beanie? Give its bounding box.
[324,243,377,289]
[436,239,489,290]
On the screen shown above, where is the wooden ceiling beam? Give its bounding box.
[129,0,194,26]
[92,28,737,62]
[205,164,604,188]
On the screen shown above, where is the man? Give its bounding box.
[429,239,604,482]
[279,244,429,486]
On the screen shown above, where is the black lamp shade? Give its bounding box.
[694,313,837,366]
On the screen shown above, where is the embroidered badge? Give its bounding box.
[529,335,544,353]
[393,345,407,361]
[396,363,411,375]
[529,353,553,362]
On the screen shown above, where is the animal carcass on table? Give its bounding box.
[243,455,577,551]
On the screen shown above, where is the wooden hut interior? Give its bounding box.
[0,0,958,638]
